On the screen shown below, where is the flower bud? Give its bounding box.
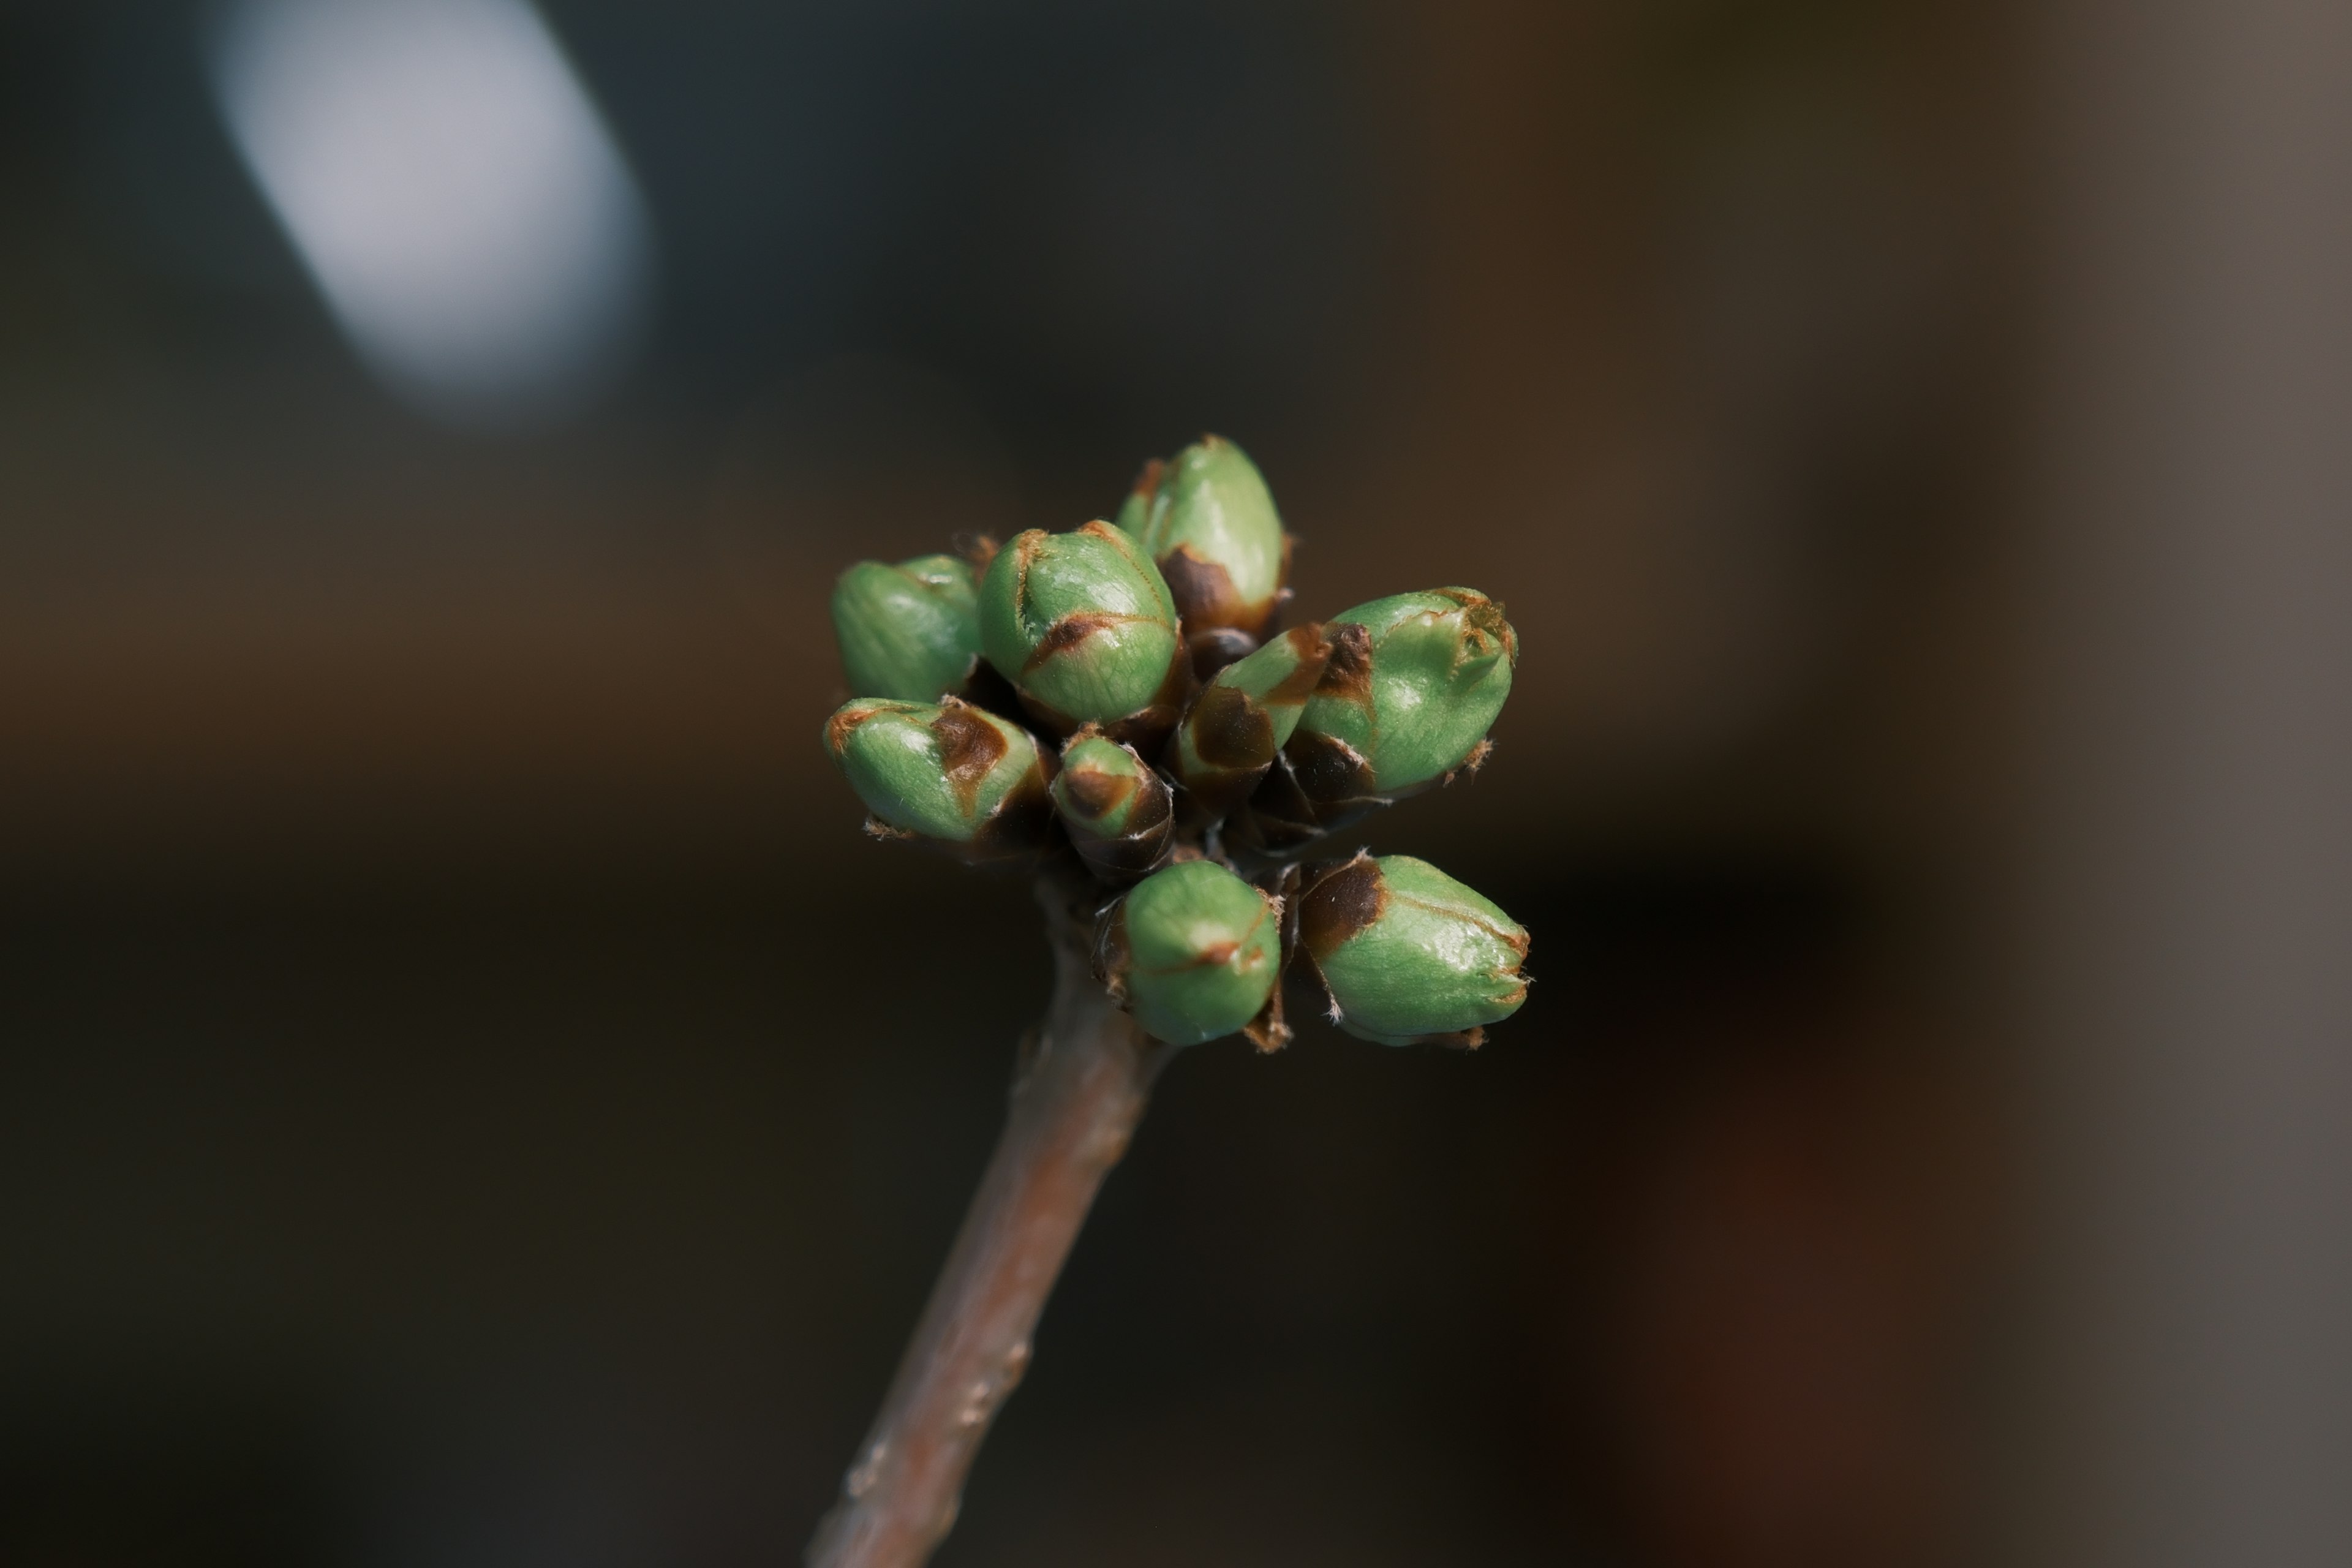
[978,521,1189,745]
[1097,859,1287,1049]
[830,554,982,702]
[823,696,1054,861]
[1273,587,1517,838]
[1051,731,1174,883]
[1292,853,1529,1047]
[1129,437,1293,673]
[1110,458,1164,538]
[1162,624,1332,820]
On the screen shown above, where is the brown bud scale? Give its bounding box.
[1295,853,1388,963]
[1022,611,1157,674]
[933,700,1012,815]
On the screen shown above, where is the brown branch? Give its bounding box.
[804,879,1174,1568]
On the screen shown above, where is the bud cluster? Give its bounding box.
[823,434,1529,1052]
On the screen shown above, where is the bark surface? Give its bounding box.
[805,885,1169,1568]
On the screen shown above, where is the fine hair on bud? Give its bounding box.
[822,696,1056,862]
[1291,851,1528,1047]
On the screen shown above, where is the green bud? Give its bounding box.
[831,554,982,702]
[823,696,1054,861]
[1098,859,1287,1049]
[1265,588,1516,842]
[1110,458,1164,538]
[1162,624,1332,820]
[1130,436,1292,669]
[978,521,1188,744]
[1051,731,1174,883]
[1302,589,1515,791]
[1292,853,1529,1047]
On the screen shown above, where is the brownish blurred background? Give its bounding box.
[2,2,2345,1566]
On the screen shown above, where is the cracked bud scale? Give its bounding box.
[1051,731,1174,883]
[823,697,1054,861]
[979,521,1188,745]
[1294,853,1529,1047]
[1129,436,1292,674]
[1097,859,1287,1049]
[1163,624,1332,821]
[1259,588,1515,844]
[831,554,983,703]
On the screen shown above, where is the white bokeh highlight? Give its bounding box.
[210,0,654,426]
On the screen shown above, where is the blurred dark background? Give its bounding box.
[2,3,2345,1566]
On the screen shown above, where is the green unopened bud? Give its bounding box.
[1130,436,1293,672]
[1293,853,1529,1047]
[1163,624,1332,820]
[823,696,1054,861]
[831,554,982,702]
[1098,859,1287,1049]
[1051,731,1174,883]
[1278,587,1516,835]
[979,521,1188,744]
[1111,458,1164,538]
